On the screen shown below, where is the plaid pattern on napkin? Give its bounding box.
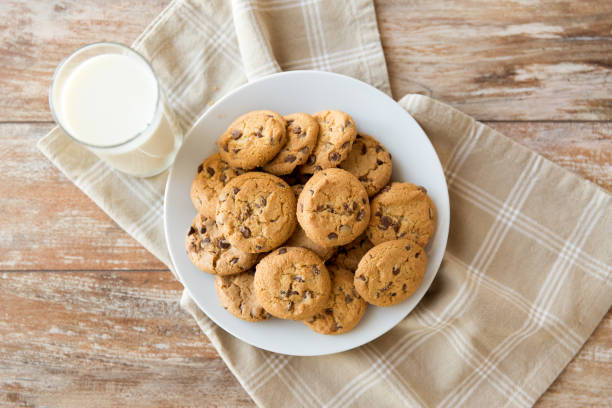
[38,0,612,406]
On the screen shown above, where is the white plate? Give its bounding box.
[164,70,449,356]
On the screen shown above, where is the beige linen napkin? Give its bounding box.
[38,0,611,406]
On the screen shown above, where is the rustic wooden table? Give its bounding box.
[1,0,610,406]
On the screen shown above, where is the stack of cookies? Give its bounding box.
[186,109,436,335]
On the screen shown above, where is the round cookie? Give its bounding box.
[299,110,357,173]
[218,110,287,170]
[333,233,374,271]
[254,247,331,320]
[354,239,427,307]
[297,168,370,247]
[190,153,244,218]
[185,214,259,275]
[340,134,392,196]
[367,182,436,247]
[216,172,297,253]
[215,270,270,322]
[263,113,319,175]
[304,263,367,335]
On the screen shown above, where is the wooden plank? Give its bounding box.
[0,270,608,407]
[1,0,611,121]
[0,123,164,271]
[1,121,609,271]
[376,0,612,120]
[0,270,254,408]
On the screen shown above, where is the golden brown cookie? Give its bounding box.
[304,263,367,335]
[216,172,296,253]
[299,110,357,173]
[333,233,374,271]
[263,113,319,175]
[254,247,331,320]
[354,239,427,307]
[218,110,287,169]
[185,214,258,275]
[297,168,370,247]
[340,134,392,196]
[367,182,436,247]
[190,153,244,218]
[215,270,270,322]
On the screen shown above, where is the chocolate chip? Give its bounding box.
[255,244,263,250]
[188,226,196,235]
[357,209,366,221]
[230,257,239,265]
[316,204,325,211]
[223,144,229,152]
[341,141,350,149]
[380,216,393,228]
[415,252,420,258]
[232,187,240,194]
[374,210,382,217]
[325,308,333,315]
[220,174,227,182]
[418,186,427,193]
[381,282,392,291]
[358,275,366,281]
[307,316,316,323]
[285,155,296,163]
[286,119,295,125]
[345,120,351,127]
[332,322,343,332]
[345,294,353,303]
[358,175,368,182]
[343,203,351,213]
[391,293,397,297]
[362,197,367,204]
[218,239,230,249]
[292,125,302,134]
[402,283,407,292]
[307,155,316,165]
[276,182,286,188]
[361,144,367,155]
[231,130,242,139]
[375,145,383,153]
[312,265,320,275]
[399,232,407,238]
[352,202,358,211]
[287,301,294,311]
[293,275,304,282]
[328,232,338,240]
[255,130,263,138]
[393,223,400,233]
[392,266,400,275]
[278,248,287,254]
[200,226,206,234]
[232,148,241,154]
[202,237,211,244]
[205,167,215,177]
[299,146,309,155]
[382,185,391,192]
[405,244,411,251]
[303,290,313,299]
[329,152,340,162]
[197,164,203,173]
[376,159,383,165]
[240,226,251,238]
[314,165,322,171]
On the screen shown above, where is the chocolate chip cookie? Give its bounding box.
[215,270,270,322]
[254,247,331,320]
[304,263,367,335]
[354,239,427,307]
[185,214,258,275]
[218,110,287,170]
[340,134,392,196]
[333,233,374,271]
[216,172,296,253]
[367,182,436,247]
[299,110,357,173]
[297,168,370,247]
[263,113,319,175]
[190,153,244,218]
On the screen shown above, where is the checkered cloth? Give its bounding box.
[38,0,612,406]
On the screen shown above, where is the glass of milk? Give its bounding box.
[49,42,182,177]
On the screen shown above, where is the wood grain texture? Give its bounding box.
[0,0,610,406]
[0,271,253,408]
[376,0,612,120]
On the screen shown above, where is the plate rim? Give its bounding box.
[164,69,450,356]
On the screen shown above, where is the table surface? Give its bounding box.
[1,0,610,406]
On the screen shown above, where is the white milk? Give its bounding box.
[56,53,181,177]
